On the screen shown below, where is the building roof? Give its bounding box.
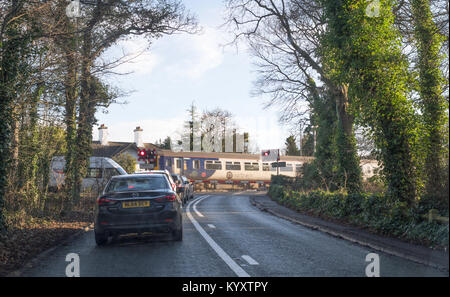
[91,141,160,158]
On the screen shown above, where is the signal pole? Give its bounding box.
[277,149,280,176]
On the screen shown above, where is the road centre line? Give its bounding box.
[185,197,250,277]
[208,224,216,229]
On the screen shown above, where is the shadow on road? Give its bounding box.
[100,233,177,247]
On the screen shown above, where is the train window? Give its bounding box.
[226,161,241,170]
[270,163,277,171]
[295,164,303,172]
[205,160,222,170]
[280,164,293,172]
[184,160,188,170]
[244,162,259,171]
[193,159,200,169]
[262,163,270,171]
[176,159,181,169]
[165,158,172,167]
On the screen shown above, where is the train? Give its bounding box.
[151,150,379,188]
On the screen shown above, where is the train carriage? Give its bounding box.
[156,150,314,188]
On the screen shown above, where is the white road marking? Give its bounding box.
[186,197,250,277]
[193,195,209,217]
[208,224,216,229]
[242,255,259,265]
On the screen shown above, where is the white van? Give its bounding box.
[49,156,127,192]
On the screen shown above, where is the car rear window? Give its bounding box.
[106,176,169,192]
[171,175,181,182]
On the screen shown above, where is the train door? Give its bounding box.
[173,158,181,174]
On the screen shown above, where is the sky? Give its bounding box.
[93,0,292,152]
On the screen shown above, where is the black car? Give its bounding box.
[94,174,183,245]
[171,174,190,204]
[181,175,194,200]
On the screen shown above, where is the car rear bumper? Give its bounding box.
[96,222,179,236]
[95,211,181,235]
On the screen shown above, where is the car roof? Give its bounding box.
[111,173,166,179]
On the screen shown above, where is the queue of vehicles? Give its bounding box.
[48,156,194,245]
[93,169,194,245]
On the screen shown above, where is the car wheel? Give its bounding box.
[173,225,183,241]
[95,232,108,246]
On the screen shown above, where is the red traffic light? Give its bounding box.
[137,149,147,161]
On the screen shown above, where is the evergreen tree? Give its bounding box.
[285,136,300,156]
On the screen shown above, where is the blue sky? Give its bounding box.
[94,0,291,152]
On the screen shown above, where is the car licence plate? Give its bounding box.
[122,200,150,208]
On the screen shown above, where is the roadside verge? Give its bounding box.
[250,194,449,272]
[5,223,94,277]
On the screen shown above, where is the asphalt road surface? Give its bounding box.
[21,192,448,277]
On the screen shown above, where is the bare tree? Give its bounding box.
[224,0,362,191]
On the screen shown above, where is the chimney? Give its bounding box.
[98,124,108,146]
[134,126,144,147]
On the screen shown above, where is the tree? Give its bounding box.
[201,107,235,152]
[285,136,300,156]
[162,136,172,150]
[0,0,44,230]
[320,0,418,205]
[225,0,362,192]
[300,129,314,157]
[411,0,448,203]
[113,154,137,174]
[61,0,198,205]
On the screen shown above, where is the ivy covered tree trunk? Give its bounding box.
[334,85,362,193]
[0,1,28,230]
[72,27,96,205]
[59,17,79,213]
[16,83,43,207]
[411,0,448,204]
[321,0,418,205]
[308,81,339,191]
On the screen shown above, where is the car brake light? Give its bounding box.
[155,194,177,203]
[97,197,114,205]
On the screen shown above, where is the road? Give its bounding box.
[21,192,447,277]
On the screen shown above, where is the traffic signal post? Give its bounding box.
[261,149,281,176]
[137,148,157,169]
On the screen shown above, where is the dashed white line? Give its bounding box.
[207,224,216,229]
[242,255,259,265]
[186,197,250,277]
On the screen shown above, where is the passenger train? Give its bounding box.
[150,150,379,187]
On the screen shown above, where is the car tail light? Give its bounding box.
[97,197,115,206]
[155,194,177,203]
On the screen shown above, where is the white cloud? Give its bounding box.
[161,26,225,79]
[106,37,160,76]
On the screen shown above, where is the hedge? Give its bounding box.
[268,184,448,248]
